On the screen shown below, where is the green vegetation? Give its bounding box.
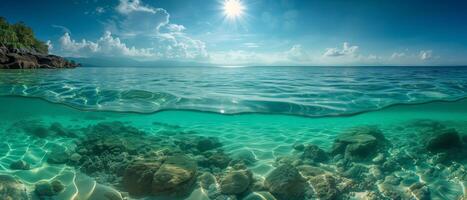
[0,17,48,54]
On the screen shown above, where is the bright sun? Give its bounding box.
[223,0,245,19]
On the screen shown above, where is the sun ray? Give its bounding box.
[223,0,245,19]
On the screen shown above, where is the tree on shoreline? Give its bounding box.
[0,17,48,54]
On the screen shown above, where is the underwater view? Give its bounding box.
[0,66,466,200]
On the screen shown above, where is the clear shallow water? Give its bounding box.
[0,67,466,200]
[0,96,466,199]
[1,66,466,116]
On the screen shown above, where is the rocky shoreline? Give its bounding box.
[1,119,466,200]
[0,45,79,69]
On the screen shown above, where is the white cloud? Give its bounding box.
[387,50,440,65]
[114,0,170,35]
[57,30,205,60]
[58,32,153,57]
[154,32,208,59]
[323,42,359,57]
[165,24,186,33]
[46,40,53,52]
[59,32,98,55]
[54,0,207,60]
[116,0,155,14]
[419,50,433,60]
[318,42,392,65]
[391,52,406,59]
[286,44,310,61]
[209,45,311,65]
[117,7,169,35]
[112,0,207,60]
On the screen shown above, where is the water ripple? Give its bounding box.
[0,66,466,116]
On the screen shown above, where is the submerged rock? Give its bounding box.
[151,155,197,195]
[122,159,161,196]
[69,153,82,163]
[309,174,339,200]
[383,175,402,185]
[297,165,326,177]
[10,120,77,139]
[331,126,386,161]
[334,134,378,160]
[301,144,328,163]
[342,164,368,179]
[251,179,266,192]
[275,156,302,167]
[17,120,50,138]
[199,150,231,169]
[49,122,77,138]
[264,164,307,200]
[75,122,157,184]
[0,175,29,200]
[231,149,257,165]
[34,180,65,197]
[198,172,217,189]
[220,170,252,195]
[9,160,30,170]
[197,137,223,152]
[122,155,197,197]
[293,143,305,151]
[380,183,410,200]
[408,183,430,200]
[425,128,462,152]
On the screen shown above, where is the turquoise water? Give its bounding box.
[0,67,466,200]
[1,66,466,116]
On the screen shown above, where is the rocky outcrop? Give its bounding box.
[301,144,329,163]
[0,175,29,200]
[34,180,65,197]
[331,126,387,161]
[264,164,307,200]
[152,155,197,195]
[309,174,339,200]
[9,160,30,170]
[122,155,197,197]
[220,170,253,195]
[122,159,162,196]
[424,128,462,152]
[0,45,79,69]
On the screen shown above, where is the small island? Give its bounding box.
[0,17,78,69]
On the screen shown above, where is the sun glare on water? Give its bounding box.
[223,0,245,19]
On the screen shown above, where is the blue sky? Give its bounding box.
[2,0,467,65]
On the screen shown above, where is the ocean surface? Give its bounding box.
[0,66,466,200]
[1,66,467,116]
